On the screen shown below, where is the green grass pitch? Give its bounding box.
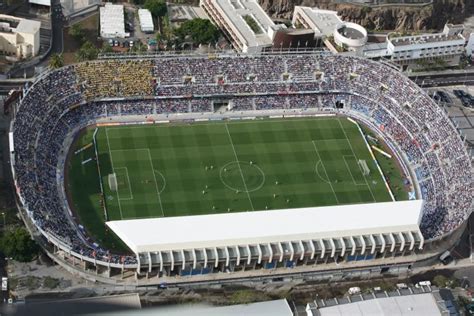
[67,117,408,252]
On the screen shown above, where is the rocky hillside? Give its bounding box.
[259,0,474,31]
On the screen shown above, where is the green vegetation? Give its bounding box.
[1,227,39,262]
[49,53,64,69]
[145,0,167,18]
[243,15,262,34]
[174,18,220,45]
[75,41,99,62]
[43,276,60,289]
[229,290,271,304]
[68,118,407,251]
[68,24,86,44]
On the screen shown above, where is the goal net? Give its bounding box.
[108,173,118,192]
[358,160,370,176]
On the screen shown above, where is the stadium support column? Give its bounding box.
[192,249,197,270]
[408,232,415,251]
[289,242,295,261]
[267,244,273,264]
[340,238,346,258]
[214,247,219,268]
[257,244,262,264]
[158,251,163,274]
[379,234,386,254]
[329,239,336,258]
[399,232,406,252]
[246,245,251,265]
[181,250,186,271]
[278,243,284,262]
[203,248,208,268]
[148,252,152,273]
[417,231,424,250]
[235,246,241,266]
[170,251,174,271]
[370,235,376,255]
[349,237,356,256]
[225,247,230,267]
[389,233,396,254]
[309,240,315,260]
[299,241,305,261]
[359,236,366,255]
[320,240,326,259]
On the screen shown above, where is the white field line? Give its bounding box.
[115,167,133,200]
[311,140,340,204]
[337,119,377,202]
[105,128,124,219]
[146,148,165,217]
[225,124,255,211]
[342,155,366,186]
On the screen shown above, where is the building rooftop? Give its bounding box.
[389,32,464,47]
[111,299,293,316]
[100,3,127,38]
[208,0,281,48]
[138,9,154,32]
[296,7,342,36]
[15,19,41,34]
[107,200,423,254]
[315,293,444,316]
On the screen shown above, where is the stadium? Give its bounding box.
[9,52,473,284]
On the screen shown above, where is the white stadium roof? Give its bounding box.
[107,200,423,254]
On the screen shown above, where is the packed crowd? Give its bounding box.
[11,53,473,269]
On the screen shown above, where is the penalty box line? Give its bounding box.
[105,128,165,218]
[113,167,134,200]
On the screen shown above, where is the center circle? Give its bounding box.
[220,161,265,193]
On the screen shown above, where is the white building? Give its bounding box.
[292,7,367,52]
[387,24,466,71]
[467,32,474,58]
[100,3,129,38]
[29,0,51,6]
[107,200,424,275]
[0,15,41,59]
[200,0,285,53]
[138,9,154,33]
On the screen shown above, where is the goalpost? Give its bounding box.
[108,173,118,192]
[358,160,370,176]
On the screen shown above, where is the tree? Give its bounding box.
[145,0,167,18]
[75,41,98,62]
[433,275,449,288]
[49,53,64,69]
[175,19,220,45]
[1,227,39,262]
[69,23,86,44]
[101,42,114,54]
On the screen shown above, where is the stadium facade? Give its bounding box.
[9,52,473,284]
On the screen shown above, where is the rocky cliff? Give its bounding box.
[259,0,474,31]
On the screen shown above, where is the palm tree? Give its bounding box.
[49,53,64,69]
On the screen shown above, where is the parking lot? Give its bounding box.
[426,85,474,156]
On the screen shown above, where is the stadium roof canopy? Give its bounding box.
[107,200,423,254]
